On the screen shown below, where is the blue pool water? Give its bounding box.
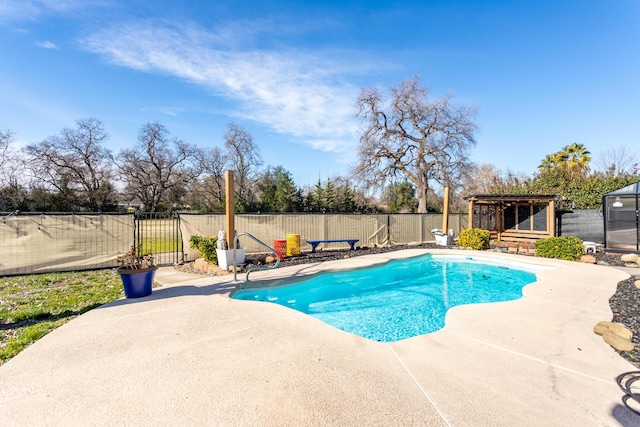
[232,254,539,342]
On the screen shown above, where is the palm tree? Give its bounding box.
[562,143,591,175]
[538,143,591,175]
[538,152,567,171]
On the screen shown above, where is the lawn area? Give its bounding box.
[140,237,183,255]
[0,269,124,365]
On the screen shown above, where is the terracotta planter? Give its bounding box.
[117,266,157,298]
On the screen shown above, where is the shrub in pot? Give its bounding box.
[189,234,245,269]
[116,246,157,298]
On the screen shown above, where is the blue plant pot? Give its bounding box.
[117,266,157,298]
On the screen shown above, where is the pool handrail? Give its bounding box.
[233,232,281,282]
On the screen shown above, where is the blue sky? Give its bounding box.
[1,0,639,188]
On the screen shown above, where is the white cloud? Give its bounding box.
[36,40,58,49]
[82,20,363,153]
[0,0,106,22]
[0,1,37,21]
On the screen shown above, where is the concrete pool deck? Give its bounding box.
[1,249,640,426]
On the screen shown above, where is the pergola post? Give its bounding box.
[442,187,450,232]
[497,202,503,241]
[548,198,556,237]
[225,170,235,248]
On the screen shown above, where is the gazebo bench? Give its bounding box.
[307,239,359,253]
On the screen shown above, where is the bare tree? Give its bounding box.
[0,127,13,171]
[593,145,639,175]
[117,122,198,212]
[191,146,227,211]
[223,123,263,211]
[24,118,116,211]
[0,128,27,211]
[0,128,23,188]
[461,164,528,195]
[354,76,478,213]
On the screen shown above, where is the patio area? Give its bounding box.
[1,249,639,426]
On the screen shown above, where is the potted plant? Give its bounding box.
[216,247,246,269]
[189,233,245,270]
[214,230,245,269]
[116,246,157,298]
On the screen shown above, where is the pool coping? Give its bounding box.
[1,249,639,426]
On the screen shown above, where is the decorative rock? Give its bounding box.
[580,255,596,264]
[191,257,230,274]
[635,280,640,290]
[602,330,635,352]
[621,253,640,264]
[343,254,350,259]
[193,258,212,271]
[407,241,422,246]
[265,255,276,263]
[593,321,633,340]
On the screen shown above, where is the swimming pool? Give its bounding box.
[232,254,541,342]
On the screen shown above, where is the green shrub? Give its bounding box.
[189,235,218,264]
[534,236,585,261]
[458,228,491,250]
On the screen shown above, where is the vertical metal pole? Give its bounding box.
[174,212,180,264]
[634,196,639,250]
[134,210,140,257]
[602,195,608,250]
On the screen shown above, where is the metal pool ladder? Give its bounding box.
[233,232,281,282]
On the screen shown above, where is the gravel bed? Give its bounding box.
[176,244,640,367]
[609,275,640,368]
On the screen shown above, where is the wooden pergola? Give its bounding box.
[465,194,558,242]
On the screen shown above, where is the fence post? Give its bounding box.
[387,214,391,244]
[174,212,181,264]
[134,210,141,257]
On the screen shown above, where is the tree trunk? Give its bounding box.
[417,180,428,213]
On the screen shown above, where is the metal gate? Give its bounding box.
[134,211,183,266]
